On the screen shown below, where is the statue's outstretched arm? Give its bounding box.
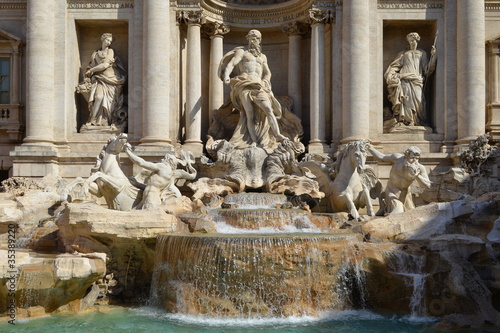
[125,145,160,172]
[415,165,431,189]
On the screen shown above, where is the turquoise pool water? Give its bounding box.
[4,307,496,333]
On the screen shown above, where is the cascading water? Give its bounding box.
[385,247,427,317]
[151,233,361,317]
[150,193,364,318]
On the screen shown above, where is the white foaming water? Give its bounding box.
[132,307,392,327]
[213,216,322,234]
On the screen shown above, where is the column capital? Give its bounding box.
[177,10,205,26]
[203,22,230,38]
[281,21,308,37]
[307,8,333,25]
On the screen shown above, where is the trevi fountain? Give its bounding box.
[1,0,500,332]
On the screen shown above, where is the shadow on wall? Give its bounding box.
[0,161,11,182]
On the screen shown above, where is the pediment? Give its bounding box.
[0,29,23,51]
[0,29,21,43]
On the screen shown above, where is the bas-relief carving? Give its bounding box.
[76,33,127,133]
[384,32,436,133]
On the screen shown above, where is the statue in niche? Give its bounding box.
[197,30,304,195]
[77,33,127,132]
[367,145,431,215]
[384,32,437,130]
[125,146,197,210]
[218,29,288,149]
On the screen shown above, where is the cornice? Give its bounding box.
[377,0,443,9]
[199,0,317,27]
[0,1,26,11]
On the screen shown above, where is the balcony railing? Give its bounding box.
[0,104,23,141]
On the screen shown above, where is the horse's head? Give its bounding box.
[106,133,128,154]
[346,140,369,174]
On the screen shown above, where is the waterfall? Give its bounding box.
[385,248,427,317]
[223,193,288,208]
[150,233,361,318]
[209,209,321,233]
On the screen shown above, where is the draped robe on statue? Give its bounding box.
[218,47,283,150]
[384,48,430,126]
[87,48,127,126]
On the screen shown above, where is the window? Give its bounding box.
[0,57,10,104]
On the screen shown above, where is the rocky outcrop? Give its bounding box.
[0,191,61,248]
[362,199,476,241]
[358,193,500,329]
[0,250,105,317]
[57,201,178,301]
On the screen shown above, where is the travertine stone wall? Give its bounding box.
[0,0,497,180]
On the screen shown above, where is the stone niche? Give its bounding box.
[218,28,312,140]
[74,20,129,132]
[382,20,437,133]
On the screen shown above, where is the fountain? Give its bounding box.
[150,192,363,317]
[2,27,500,333]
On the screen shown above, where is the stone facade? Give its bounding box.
[0,0,498,180]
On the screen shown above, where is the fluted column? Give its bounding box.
[24,0,55,145]
[141,0,171,146]
[282,21,307,119]
[182,11,204,154]
[457,0,486,144]
[341,0,370,143]
[309,9,329,150]
[204,22,230,123]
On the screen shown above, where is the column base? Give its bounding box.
[487,103,500,143]
[140,136,172,146]
[10,144,60,178]
[22,137,56,145]
[182,141,204,156]
[308,141,331,154]
[340,136,369,144]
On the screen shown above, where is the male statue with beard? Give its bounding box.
[218,29,288,149]
[367,145,431,215]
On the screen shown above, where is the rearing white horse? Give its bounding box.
[330,140,381,219]
[83,133,144,210]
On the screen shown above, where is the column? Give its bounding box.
[182,11,204,154]
[341,0,370,143]
[282,21,307,119]
[141,0,171,146]
[457,0,486,144]
[24,0,55,145]
[489,42,500,103]
[486,39,500,142]
[309,9,329,150]
[204,22,230,123]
